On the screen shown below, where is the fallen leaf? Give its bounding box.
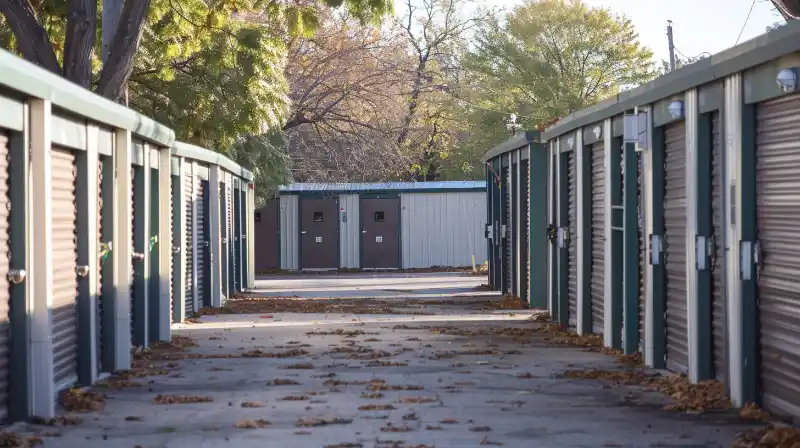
[241,401,266,408]
[152,394,213,405]
[470,426,492,432]
[359,404,396,411]
[235,419,272,429]
[380,423,413,432]
[480,436,504,446]
[296,417,353,427]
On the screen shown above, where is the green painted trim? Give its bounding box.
[52,112,87,151]
[740,103,759,404]
[650,128,667,368]
[201,179,212,300]
[8,131,30,422]
[97,127,113,157]
[172,141,253,181]
[530,143,548,308]
[132,141,145,167]
[359,192,400,199]
[549,147,558,315]
[511,160,519,297]
[609,137,623,350]
[579,145,592,333]
[612,116,624,137]
[492,158,502,288]
[170,174,182,323]
[482,131,541,162]
[623,142,640,354]
[233,185,241,292]
[74,150,95,386]
[543,21,800,140]
[0,49,174,147]
[100,155,116,370]
[744,53,800,104]
[557,151,569,327]
[0,93,24,131]
[132,166,148,347]
[486,163,494,288]
[699,83,724,114]
[695,114,713,380]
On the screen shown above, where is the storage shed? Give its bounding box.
[481,131,549,307]
[255,181,487,271]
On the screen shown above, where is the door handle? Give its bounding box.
[361,230,367,234]
[301,231,307,234]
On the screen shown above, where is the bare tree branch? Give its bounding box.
[63,0,97,87]
[0,0,61,74]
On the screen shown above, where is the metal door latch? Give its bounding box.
[649,234,662,265]
[173,246,181,254]
[132,252,145,262]
[695,235,708,271]
[76,265,90,277]
[7,269,26,284]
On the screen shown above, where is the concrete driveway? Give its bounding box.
[4,274,765,447]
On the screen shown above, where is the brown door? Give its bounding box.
[361,198,400,269]
[300,197,339,269]
[255,199,280,272]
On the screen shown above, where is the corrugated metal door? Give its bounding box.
[184,171,194,316]
[711,112,726,383]
[0,134,10,421]
[501,167,511,293]
[590,142,605,333]
[52,148,79,387]
[756,93,800,419]
[567,150,577,326]
[195,176,206,308]
[521,160,530,302]
[664,121,689,374]
[97,159,103,371]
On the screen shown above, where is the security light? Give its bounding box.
[566,136,574,149]
[668,100,684,119]
[592,125,602,139]
[776,68,798,93]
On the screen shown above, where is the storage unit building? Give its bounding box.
[533,20,800,423]
[481,132,549,308]
[0,48,255,423]
[256,182,487,271]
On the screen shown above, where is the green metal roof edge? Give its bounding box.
[0,49,175,148]
[172,141,254,181]
[481,130,541,162]
[542,20,800,141]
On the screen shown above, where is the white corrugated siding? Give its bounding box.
[280,194,299,270]
[339,194,360,269]
[400,192,487,268]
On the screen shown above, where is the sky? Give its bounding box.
[488,0,783,64]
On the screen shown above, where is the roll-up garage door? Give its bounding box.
[195,176,206,308]
[638,152,646,351]
[52,148,79,388]
[567,150,577,327]
[521,159,530,302]
[97,159,104,372]
[711,112,726,383]
[0,134,10,421]
[184,170,194,317]
[590,142,605,334]
[756,93,800,419]
[664,121,688,374]
[502,167,511,294]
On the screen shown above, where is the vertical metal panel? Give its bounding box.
[195,174,205,308]
[96,158,103,372]
[685,89,700,380]
[549,141,557,315]
[590,141,605,334]
[521,158,530,303]
[711,112,727,384]
[502,166,511,293]
[567,150,577,327]
[280,195,299,270]
[0,133,9,421]
[400,192,487,269]
[515,151,522,297]
[638,150,647,353]
[51,147,78,388]
[756,92,800,420]
[226,177,233,291]
[664,121,689,374]
[339,194,360,269]
[183,164,193,317]
[512,157,519,295]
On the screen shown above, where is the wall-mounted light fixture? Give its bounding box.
[592,125,602,140]
[668,100,684,120]
[776,68,798,93]
[566,136,575,149]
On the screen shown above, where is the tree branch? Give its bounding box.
[0,0,61,74]
[96,0,152,100]
[63,0,97,87]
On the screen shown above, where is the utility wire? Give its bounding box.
[674,46,712,62]
[735,0,757,45]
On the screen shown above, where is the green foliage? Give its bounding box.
[226,132,292,205]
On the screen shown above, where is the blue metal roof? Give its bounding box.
[279,181,486,194]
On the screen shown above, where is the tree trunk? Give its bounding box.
[96,0,152,100]
[101,0,123,62]
[0,0,61,74]
[63,0,97,88]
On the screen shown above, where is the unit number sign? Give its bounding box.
[315,237,322,243]
[375,236,383,243]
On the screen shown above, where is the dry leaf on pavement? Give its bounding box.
[235,419,272,429]
[152,394,213,405]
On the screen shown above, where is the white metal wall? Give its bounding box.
[279,195,299,270]
[339,193,360,269]
[400,192,487,268]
